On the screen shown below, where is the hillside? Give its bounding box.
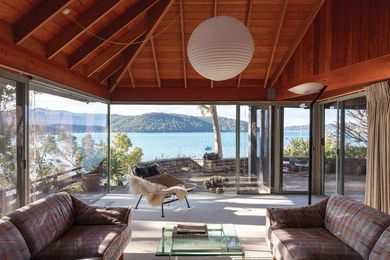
[29,109,249,132]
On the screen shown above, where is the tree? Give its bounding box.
[198,105,223,157]
[110,133,143,186]
[284,137,309,157]
[345,109,367,144]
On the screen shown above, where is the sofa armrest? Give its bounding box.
[266,197,329,229]
[72,196,131,225]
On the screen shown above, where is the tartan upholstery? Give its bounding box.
[270,228,363,260]
[0,218,30,260]
[72,196,131,225]
[267,197,328,229]
[34,224,131,260]
[325,194,390,259]
[2,192,131,260]
[369,226,390,260]
[7,192,74,257]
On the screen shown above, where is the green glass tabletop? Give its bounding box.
[156,224,244,257]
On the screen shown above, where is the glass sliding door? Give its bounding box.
[322,96,367,201]
[281,107,310,192]
[257,107,271,193]
[0,77,17,216]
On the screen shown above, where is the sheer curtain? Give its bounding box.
[364,81,390,214]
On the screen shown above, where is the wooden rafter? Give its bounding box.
[179,0,187,88]
[236,0,253,88]
[69,0,159,69]
[263,0,287,89]
[269,0,325,88]
[150,37,161,88]
[99,55,125,83]
[128,67,135,88]
[86,26,147,77]
[47,0,122,59]
[14,0,72,44]
[108,0,175,93]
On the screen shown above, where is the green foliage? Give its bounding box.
[284,137,309,157]
[345,144,367,159]
[110,133,143,186]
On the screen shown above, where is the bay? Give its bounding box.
[73,130,309,161]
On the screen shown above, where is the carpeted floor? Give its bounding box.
[85,193,324,260]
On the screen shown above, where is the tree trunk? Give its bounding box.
[209,105,223,157]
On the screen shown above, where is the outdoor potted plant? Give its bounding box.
[203,175,226,194]
[203,152,222,173]
[82,160,106,192]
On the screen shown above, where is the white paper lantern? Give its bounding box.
[187,16,254,81]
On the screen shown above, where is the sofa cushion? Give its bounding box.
[34,224,131,260]
[325,194,390,259]
[7,192,74,257]
[270,228,363,260]
[369,226,390,260]
[0,218,30,260]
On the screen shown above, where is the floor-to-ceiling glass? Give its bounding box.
[0,77,18,216]
[323,102,338,195]
[29,84,108,202]
[281,107,310,192]
[257,107,271,193]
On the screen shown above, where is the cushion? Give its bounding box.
[7,192,74,257]
[267,197,328,229]
[34,224,131,260]
[134,164,160,178]
[369,226,390,260]
[270,228,363,260]
[72,196,131,225]
[324,194,390,259]
[145,172,184,187]
[0,218,30,260]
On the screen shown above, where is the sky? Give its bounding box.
[31,92,337,127]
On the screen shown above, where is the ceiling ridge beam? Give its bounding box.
[236,0,253,89]
[47,0,123,59]
[179,0,187,88]
[69,0,159,69]
[86,26,147,77]
[108,0,176,94]
[150,37,161,88]
[14,0,72,44]
[263,0,288,89]
[268,0,325,88]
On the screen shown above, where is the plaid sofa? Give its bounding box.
[0,192,131,260]
[266,194,390,260]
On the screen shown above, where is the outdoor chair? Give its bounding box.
[129,164,195,217]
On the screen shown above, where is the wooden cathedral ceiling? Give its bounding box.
[0,0,324,101]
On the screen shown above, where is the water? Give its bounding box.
[73,131,309,161]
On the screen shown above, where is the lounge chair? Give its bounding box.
[129,164,194,217]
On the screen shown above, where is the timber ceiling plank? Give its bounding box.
[269,0,325,88]
[14,0,72,44]
[47,0,123,59]
[179,0,187,88]
[68,0,159,69]
[108,0,176,93]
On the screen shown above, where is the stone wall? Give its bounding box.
[139,157,202,174]
[203,158,248,175]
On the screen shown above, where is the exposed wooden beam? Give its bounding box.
[269,0,325,88]
[179,0,187,88]
[276,53,390,100]
[14,0,72,44]
[112,86,268,102]
[109,0,175,93]
[86,26,147,77]
[99,55,125,83]
[69,0,158,69]
[150,37,161,88]
[236,0,253,88]
[128,67,135,88]
[263,0,288,88]
[47,0,122,59]
[0,37,109,99]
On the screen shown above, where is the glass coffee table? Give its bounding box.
[156,224,245,259]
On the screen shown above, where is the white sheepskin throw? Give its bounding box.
[129,175,187,206]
